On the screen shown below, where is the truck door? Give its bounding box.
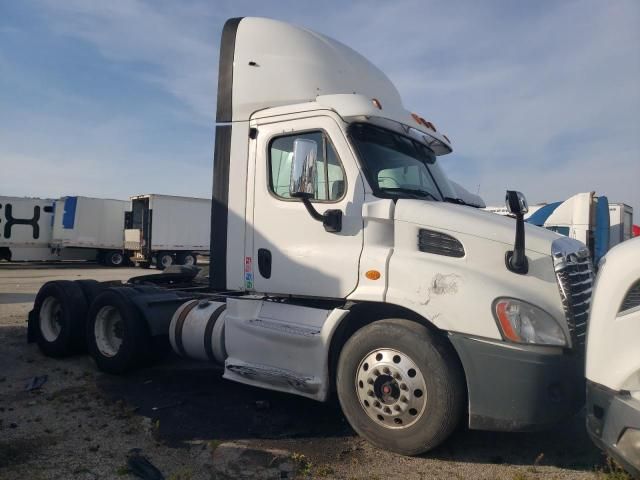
[251,116,364,298]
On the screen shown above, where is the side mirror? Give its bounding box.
[289,138,318,199]
[505,190,528,216]
[505,190,528,274]
[288,137,343,233]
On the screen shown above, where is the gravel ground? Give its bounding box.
[0,263,624,479]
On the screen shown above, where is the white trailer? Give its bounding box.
[609,203,633,248]
[125,194,211,269]
[0,196,55,261]
[586,237,640,477]
[51,196,129,267]
[29,17,591,456]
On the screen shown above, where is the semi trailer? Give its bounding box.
[27,17,591,455]
[51,196,130,266]
[124,194,211,269]
[586,237,640,476]
[0,195,55,261]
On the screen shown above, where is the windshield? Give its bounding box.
[348,123,455,201]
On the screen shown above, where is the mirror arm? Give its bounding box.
[292,194,343,233]
[506,211,528,274]
[300,197,324,222]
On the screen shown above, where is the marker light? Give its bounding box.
[372,98,382,110]
[493,298,566,346]
[365,270,381,280]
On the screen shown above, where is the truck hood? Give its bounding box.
[395,199,563,256]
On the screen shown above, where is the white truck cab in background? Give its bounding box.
[29,17,593,455]
[586,237,640,476]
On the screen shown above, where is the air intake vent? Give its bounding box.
[620,280,640,313]
[418,229,465,258]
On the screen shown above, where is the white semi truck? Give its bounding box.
[586,237,640,476]
[28,17,591,455]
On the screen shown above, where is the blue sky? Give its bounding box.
[1,0,639,215]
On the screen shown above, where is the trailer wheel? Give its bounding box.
[86,290,150,374]
[336,319,464,456]
[103,251,125,267]
[156,252,174,270]
[176,252,197,266]
[32,281,88,357]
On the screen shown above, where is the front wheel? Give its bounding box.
[336,319,465,456]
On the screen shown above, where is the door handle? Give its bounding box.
[258,248,272,279]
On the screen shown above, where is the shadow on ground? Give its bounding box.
[97,356,604,472]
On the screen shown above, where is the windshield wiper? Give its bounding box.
[444,196,468,205]
[379,187,439,201]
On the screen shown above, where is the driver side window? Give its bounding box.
[269,131,346,201]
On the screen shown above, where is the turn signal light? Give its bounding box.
[365,270,381,280]
[372,98,382,110]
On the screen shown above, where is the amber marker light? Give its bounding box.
[365,270,381,280]
[495,301,521,342]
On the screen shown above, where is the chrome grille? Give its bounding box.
[552,237,594,348]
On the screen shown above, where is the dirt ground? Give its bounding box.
[0,263,624,479]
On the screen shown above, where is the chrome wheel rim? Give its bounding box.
[94,306,124,357]
[356,348,427,429]
[40,296,63,342]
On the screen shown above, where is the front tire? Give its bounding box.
[336,319,465,456]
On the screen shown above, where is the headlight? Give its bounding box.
[493,298,566,346]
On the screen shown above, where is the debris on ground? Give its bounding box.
[24,375,47,391]
[212,441,297,480]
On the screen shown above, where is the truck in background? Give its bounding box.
[51,196,129,267]
[28,17,590,455]
[487,192,634,265]
[609,203,634,248]
[586,237,640,477]
[1,195,54,261]
[125,194,211,269]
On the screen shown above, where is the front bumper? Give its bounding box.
[586,381,640,477]
[449,333,585,431]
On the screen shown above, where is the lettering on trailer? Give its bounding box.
[0,204,41,239]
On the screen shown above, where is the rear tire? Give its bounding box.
[176,252,197,266]
[103,250,125,267]
[86,290,151,374]
[32,281,88,357]
[336,319,465,456]
[155,252,174,270]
